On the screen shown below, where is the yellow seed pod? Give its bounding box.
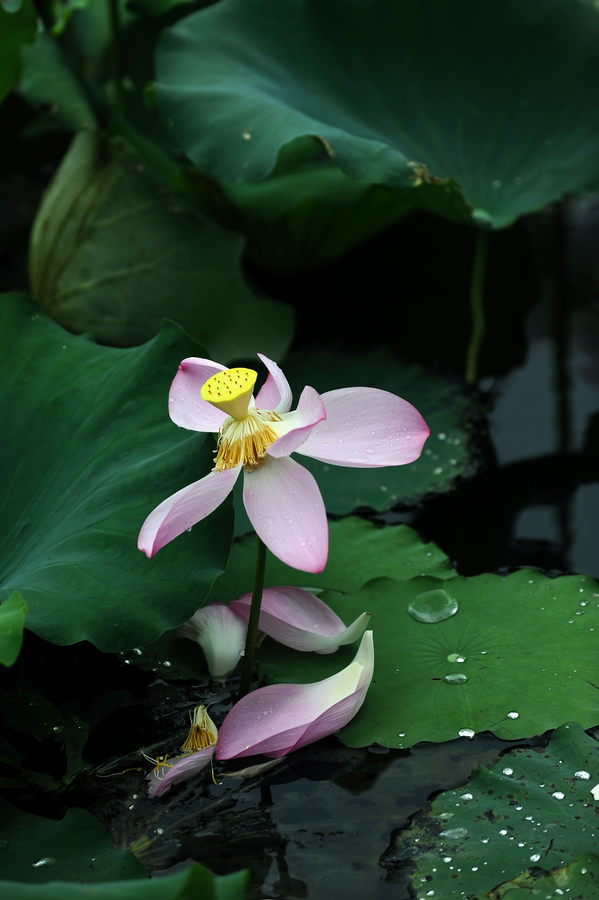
[201,368,257,420]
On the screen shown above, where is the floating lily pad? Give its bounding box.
[0,293,233,651]
[210,518,456,607]
[258,570,599,747]
[155,0,599,228]
[29,130,294,363]
[0,796,145,883]
[385,723,599,899]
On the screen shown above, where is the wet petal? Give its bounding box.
[231,587,371,654]
[138,467,241,557]
[296,387,430,467]
[169,357,228,432]
[268,386,326,458]
[178,602,247,679]
[254,353,293,414]
[243,456,328,573]
[147,745,215,797]
[216,631,374,760]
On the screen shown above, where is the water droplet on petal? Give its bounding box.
[408,589,458,623]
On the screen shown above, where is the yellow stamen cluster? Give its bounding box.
[201,368,257,420]
[202,367,282,471]
[180,705,218,754]
[214,409,281,471]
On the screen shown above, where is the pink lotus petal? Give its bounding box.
[254,353,293,414]
[216,631,374,760]
[231,587,371,654]
[138,466,241,557]
[242,457,328,573]
[268,386,326,458]
[168,357,228,432]
[178,602,247,679]
[147,745,215,797]
[296,387,430,467]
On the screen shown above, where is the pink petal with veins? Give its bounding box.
[296,387,430,467]
[268,386,326,458]
[216,631,374,759]
[147,745,215,797]
[231,587,370,653]
[138,466,241,557]
[242,456,328,573]
[255,353,293,414]
[168,357,228,432]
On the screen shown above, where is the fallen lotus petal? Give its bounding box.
[146,705,217,797]
[231,586,370,654]
[139,354,429,573]
[178,601,247,679]
[215,630,374,760]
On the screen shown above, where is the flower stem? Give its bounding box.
[465,230,488,385]
[238,536,267,699]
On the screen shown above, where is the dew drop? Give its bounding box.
[439,827,468,839]
[552,791,565,800]
[502,767,514,776]
[575,770,591,780]
[458,728,475,739]
[444,673,468,685]
[507,711,519,719]
[32,858,57,868]
[408,589,458,623]
[530,853,541,862]
[460,793,473,800]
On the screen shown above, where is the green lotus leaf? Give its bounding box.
[29,130,294,363]
[155,0,599,228]
[210,518,456,607]
[0,591,27,667]
[0,0,37,106]
[388,723,599,898]
[0,293,233,651]
[258,570,599,747]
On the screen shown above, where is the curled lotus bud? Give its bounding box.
[178,601,247,679]
[216,631,374,761]
[231,586,370,654]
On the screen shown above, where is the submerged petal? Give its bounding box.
[138,466,241,557]
[268,386,326,458]
[169,357,228,432]
[147,745,214,797]
[242,456,328,573]
[296,387,430,467]
[231,587,370,654]
[178,602,247,679]
[216,631,374,760]
[254,353,293,414]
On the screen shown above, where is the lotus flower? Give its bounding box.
[178,601,247,679]
[231,586,370,654]
[146,705,217,797]
[215,630,374,760]
[138,354,429,573]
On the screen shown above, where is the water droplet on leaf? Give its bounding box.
[444,673,468,685]
[408,589,458,623]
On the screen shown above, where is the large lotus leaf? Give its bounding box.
[0,0,37,105]
[0,292,233,651]
[209,519,456,607]
[29,130,293,363]
[0,868,247,900]
[386,723,599,899]
[0,592,27,667]
[0,797,145,883]
[155,0,599,229]
[258,570,599,747]
[20,32,97,130]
